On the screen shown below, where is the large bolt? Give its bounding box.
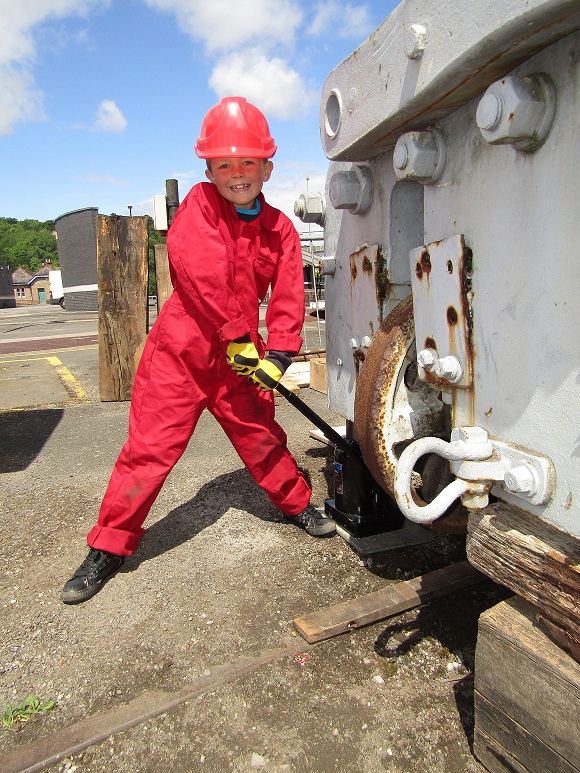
[476,74,557,152]
[329,165,373,215]
[393,129,447,184]
[404,24,428,59]
[504,463,538,496]
[294,191,326,225]
[320,257,336,276]
[349,337,360,350]
[434,355,463,383]
[361,335,373,348]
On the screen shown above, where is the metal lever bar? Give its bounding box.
[261,373,361,458]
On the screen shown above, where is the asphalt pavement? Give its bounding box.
[0,304,500,773]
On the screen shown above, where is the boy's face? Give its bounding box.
[205,157,273,209]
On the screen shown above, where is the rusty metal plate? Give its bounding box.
[409,234,474,389]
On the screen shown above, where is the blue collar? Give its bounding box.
[235,199,261,217]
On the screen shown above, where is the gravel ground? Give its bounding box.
[0,344,508,772]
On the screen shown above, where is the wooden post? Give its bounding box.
[165,178,180,227]
[97,215,149,401]
[153,243,173,312]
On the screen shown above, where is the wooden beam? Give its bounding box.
[467,502,580,661]
[293,560,483,643]
[474,596,580,773]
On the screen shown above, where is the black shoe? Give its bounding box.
[61,548,124,605]
[284,504,336,537]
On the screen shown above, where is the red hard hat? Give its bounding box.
[194,96,277,159]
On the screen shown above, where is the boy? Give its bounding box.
[61,96,335,605]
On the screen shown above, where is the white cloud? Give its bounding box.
[142,0,302,53]
[307,1,373,39]
[0,66,45,135]
[209,49,316,120]
[0,1,103,135]
[94,100,127,133]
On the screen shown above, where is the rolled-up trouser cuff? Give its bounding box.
[87,525,145,556]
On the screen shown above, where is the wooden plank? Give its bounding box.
[98,215,149,401]
[474,694,579,773]
[293,560,483,643]
[474,596,580,772]
[467,502,580,660]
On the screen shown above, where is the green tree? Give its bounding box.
[0,217,58,272]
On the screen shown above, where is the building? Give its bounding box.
[11,264,52,306]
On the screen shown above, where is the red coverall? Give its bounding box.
[87,182,312,556]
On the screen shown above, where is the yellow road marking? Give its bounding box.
[0,354,89,403]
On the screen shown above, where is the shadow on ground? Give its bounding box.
[373,573,511,751]
[124,468,288,570]
[0,408,64,472]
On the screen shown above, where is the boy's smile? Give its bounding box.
[206,157,273,209]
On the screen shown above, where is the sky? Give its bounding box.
[0,0,399,233]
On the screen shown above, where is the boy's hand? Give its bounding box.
[226,340,260,375]
[250,359,283,391]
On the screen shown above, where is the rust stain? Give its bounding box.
[447,306,458,326]
[446,260,454,274]
[350,259,358,282]
[459,237,474,385]
[362,255,373,274]
[353,348,366,377]
[424,336,437,350]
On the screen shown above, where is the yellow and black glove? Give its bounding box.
[250,359,284,391]
[226,337,260,375]
[250,351,292,391]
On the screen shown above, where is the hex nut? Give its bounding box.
[504,463,537,495]
[434,355,463,383]
[349,337,360,350]
[476,74,557,152]
[329,166,373,214]
[393,129,447,183]
[294,191,326,225]
[417,348,436,371]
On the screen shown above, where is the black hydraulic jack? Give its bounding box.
[272,379,404,538]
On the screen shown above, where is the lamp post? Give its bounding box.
[128,206,133,217]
